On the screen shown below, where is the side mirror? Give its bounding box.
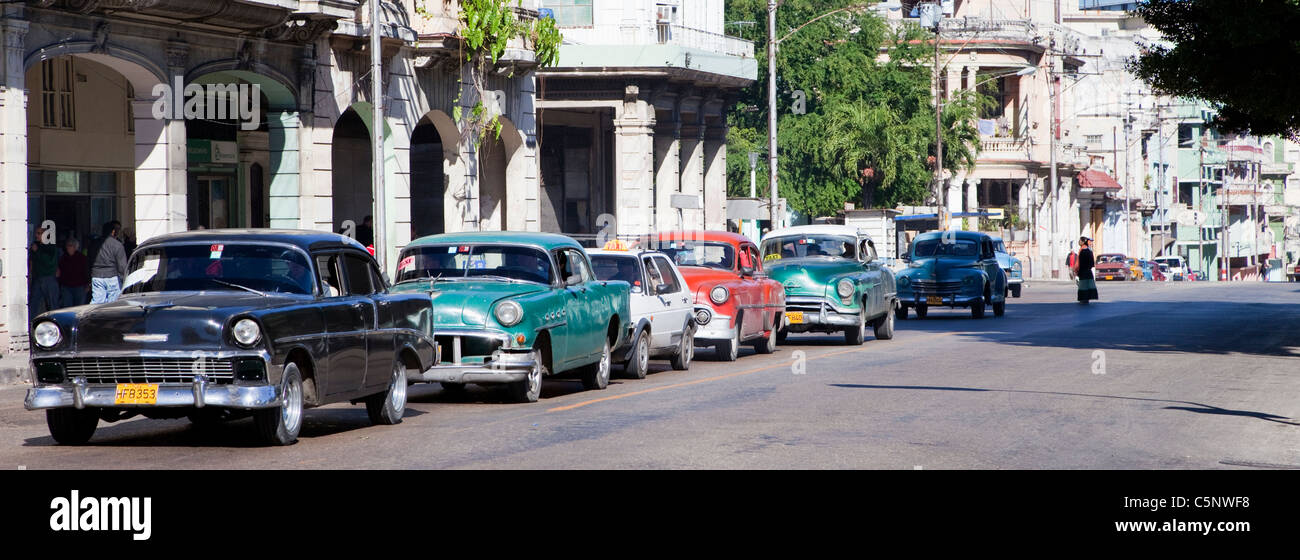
[655,283,672,295]
[740,265,755,277]
[566,274,583,287]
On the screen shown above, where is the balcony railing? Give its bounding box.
[938,17,1082,56]
[978,137,1030,159]
[563,23,754,58]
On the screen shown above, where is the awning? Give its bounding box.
[1078,169,1123,190]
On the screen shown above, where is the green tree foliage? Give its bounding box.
[1132,0,1300,137]
[725,0,983,218]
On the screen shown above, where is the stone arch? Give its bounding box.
[410,109,461,239]
[478,116,528,231]
[331,102,397,249]
[187,67,302,229]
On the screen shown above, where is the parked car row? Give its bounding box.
[25,225,909,446]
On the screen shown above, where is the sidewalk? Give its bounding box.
[0,351,30,385]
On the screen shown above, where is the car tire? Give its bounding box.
[716,325,740,362]
[993,299,1005,317]
[46,408,99,445]
[776,328,788,343]
[507,351,546,403]
[625,330,650,379]
[898,305,909,320]
[915,304,928,319]
[581,339,612,390]
[873,303,895,340]
[971,293,986,319]
[670,325,695,371]
[365,359,407,426]
[754,318,778,354]
[844,307,866,345]
[1010,284,1021,298]
[254,362,304,446]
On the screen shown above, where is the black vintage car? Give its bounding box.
[24,230,436,446]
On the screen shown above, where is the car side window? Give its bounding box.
[341,253,376,296]
[652,257,682,294]
[368,260,387,292]
[569,250,595,282]
[315,254,343,298]
[643,256,664,288]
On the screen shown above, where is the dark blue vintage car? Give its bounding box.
[25,230,436,446]
[896,231,1008,319]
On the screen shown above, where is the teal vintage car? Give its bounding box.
[759,225,897,344]
[390,232,630,403]
[896,230,1007,319]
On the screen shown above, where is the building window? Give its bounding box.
[1178,124,1194,148]
[125,82,135,134]
[1085,134,1103,146]
[41,58,76,130]
[542,0,592,27]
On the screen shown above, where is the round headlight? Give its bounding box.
[837,278,855,298]
[33,321,62,349]
[709,286,730,305]
[897,275,910,286]
[232,318,262,347]
[495,300,523,327]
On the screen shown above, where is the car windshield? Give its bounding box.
[396,244,552,284]
[646,240,736,271]
[760,235,857,262]
[123,243,314,295]
[591,255,642,289]
[911,238,978,258]
[993,241,1007,253]
[1097,255,1126,263]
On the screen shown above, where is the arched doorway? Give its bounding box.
[332,107,373,237]
[479,133,507,231]
[410,111,458,238]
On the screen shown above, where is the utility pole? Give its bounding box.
[1155,103,1164,257]
[934,19,945,230]
[1048,36,1060,278]
[767,0,779,229]
[370,0,387,268]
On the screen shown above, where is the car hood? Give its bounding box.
[995,252,1018,270]
[766,258,860,296]
[897,256,983,282]
[398,279,548,327]
[67,291,306,352]
[1095,262,1128,270]
[677,266,744,301]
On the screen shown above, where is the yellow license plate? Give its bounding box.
[787,311,804,324]
[926,296,943,305]
[1104,275,1114,280]
[114,383,158,405]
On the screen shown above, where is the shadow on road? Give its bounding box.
[22,407,429,448]
[828,383,1300,426]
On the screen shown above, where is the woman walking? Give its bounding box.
[57,238,90,308]
[1075,236,1098,304]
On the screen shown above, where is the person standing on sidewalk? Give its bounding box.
[28,224,60,320]
[91,221,128,304]
[1076,236,1098,304]
[57,237,90,308]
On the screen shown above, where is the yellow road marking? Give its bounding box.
[547,331,958,413]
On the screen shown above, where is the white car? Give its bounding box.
[589,248,697,378]
[1153,256,1186,281]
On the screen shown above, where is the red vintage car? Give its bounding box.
[638,231,785,361]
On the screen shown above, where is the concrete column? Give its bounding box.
[966,176,978,214]
[134,41,189,243]
[653,119,681,231]
[508,72,540,232]
[268,111,302,229]
[964,65,979,92]
[679,120,705,230]
[0,18,29,351]
[945,67,961,99]
[452,66,479,232]
[703,124,728,231]
[613,86,655,236]
[946,179,962,229]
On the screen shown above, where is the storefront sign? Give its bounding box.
[187,140,239,164]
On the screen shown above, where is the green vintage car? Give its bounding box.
[759,225,898,344]
[390,232,630,403]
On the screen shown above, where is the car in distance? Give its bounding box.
[25,230,435,446]
[391,232,630,402]
[638,231,785,361]
[1094,253,1130,281]
[589,247,696,378]
[1154,255,1186,281]
[990,236,1024,297]
[759,225,897,344]
[895,231,1007,319]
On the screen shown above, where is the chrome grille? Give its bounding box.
[784,297,828,313]
[64,357,236,385]
[910,280,961,295]
[435,334,503,365]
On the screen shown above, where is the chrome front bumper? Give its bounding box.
[25,377,281,411]
[408,350,537,385]
[783,296,859,330]
[694,311,736,344]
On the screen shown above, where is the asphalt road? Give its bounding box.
[2,281,1298,469]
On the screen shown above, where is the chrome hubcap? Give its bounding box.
[390,364,406,412]
[637,337,649,373]
[600,345,610,384]
[528,352,542,395]
[281,377,302,435]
